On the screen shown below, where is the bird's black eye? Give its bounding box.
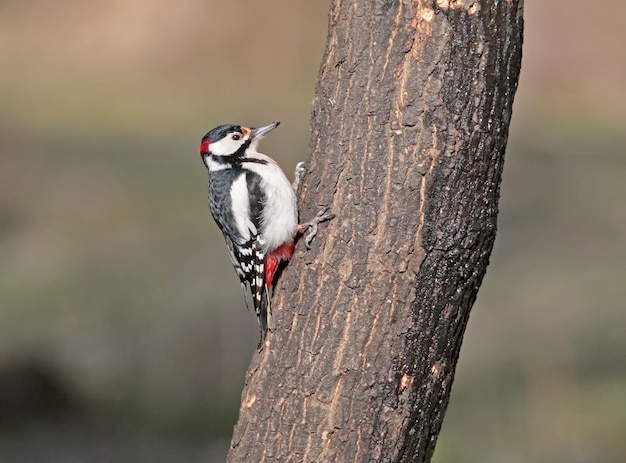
[231,133,241,141]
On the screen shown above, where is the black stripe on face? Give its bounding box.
[241,158,268,165]
[233,139,252,159]
[209,154,232,165]
[211,154,267,168]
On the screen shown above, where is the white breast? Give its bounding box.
[244,152,298,252]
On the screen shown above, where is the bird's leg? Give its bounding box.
[297,207,335,249]
[292,161,306,193]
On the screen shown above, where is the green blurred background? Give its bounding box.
[0,1,624,462]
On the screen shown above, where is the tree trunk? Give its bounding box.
[228,1,523,462]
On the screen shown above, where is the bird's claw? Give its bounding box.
[299,207,335,249]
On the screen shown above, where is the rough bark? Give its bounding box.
[228,1,523,462]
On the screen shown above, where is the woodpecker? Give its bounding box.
[199,121,333,347]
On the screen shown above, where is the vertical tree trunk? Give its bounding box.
[228,1,523,462]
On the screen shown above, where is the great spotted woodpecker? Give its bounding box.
[199,122,333,348]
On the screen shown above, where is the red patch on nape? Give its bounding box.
[198,140,211,155]
[264,241,296,290]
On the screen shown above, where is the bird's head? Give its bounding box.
[199,122,280,161]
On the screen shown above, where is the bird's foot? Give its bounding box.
[297,207,335,249]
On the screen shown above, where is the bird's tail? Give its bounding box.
[255,289,271,349]
[254,241,296,348]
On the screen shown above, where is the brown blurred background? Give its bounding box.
[0,1,624,462]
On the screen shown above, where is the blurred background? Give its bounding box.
[0,1,623,462]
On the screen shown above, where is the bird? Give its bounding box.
[198,121,333,348]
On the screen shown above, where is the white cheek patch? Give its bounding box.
[210,137,245,156]
[230,173,258,241]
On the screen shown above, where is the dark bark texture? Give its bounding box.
[228,1,523,462]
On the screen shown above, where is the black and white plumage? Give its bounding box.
[199,122,300,346]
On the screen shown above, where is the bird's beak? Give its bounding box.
[250,122,280,140]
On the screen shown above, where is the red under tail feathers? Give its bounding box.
[264,241,296,290]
